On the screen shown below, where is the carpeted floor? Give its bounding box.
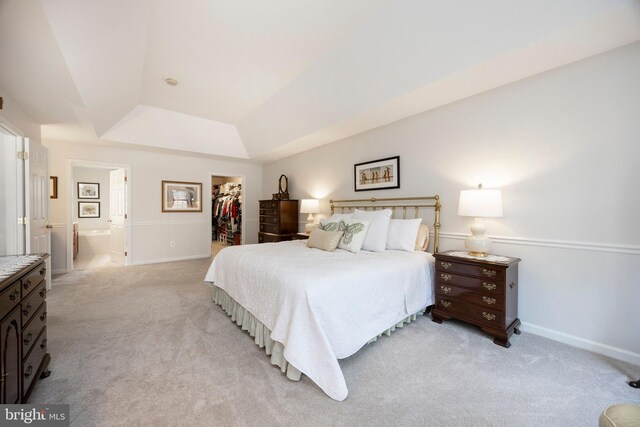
[33,258,639,426]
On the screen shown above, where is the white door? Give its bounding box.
[25,138,52,289]
[109,168,127,265]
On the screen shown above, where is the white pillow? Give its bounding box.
[337,219,370,253]
[415,224,430,251]
[319,218,370,253]
[329,213,353,221]
[353,209,392,252]
[387,218,422,252]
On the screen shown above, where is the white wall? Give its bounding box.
[73,167,111,231]
[0,89,41,142]
[262,42,640,364]
[46,140,262,273]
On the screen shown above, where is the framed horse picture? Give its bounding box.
[354,156,400,192]
[161,180,203,212]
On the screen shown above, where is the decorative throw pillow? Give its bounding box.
[386,218,422,252]
[415,224,430,251]
[337,219,370,253]
[352,209,392,252]
[306,228,344,252]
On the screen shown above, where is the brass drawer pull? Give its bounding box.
[483,282,496,291]
[482,269,496,278]
[23,332,33,346]
[440,300,451,308]
[9,289,19,301]
[440,262,451,270]
[440,286,452,294]
[482,296,496,305]
[24,364,33,379]
[440,274,451,282]
[482,312,496,321]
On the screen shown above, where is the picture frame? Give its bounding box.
[78,182,100,199]
[354,156,400,192]
[78,202,100,218]
[162,180,203,212]
[50,176,58,199]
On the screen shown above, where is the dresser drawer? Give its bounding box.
[437,284,503,310]
[21,266,46,298]
[259,208,278,217]
[22,303,47,359]
[436,260,504,281]
[0,281,21,315]
[259,201,278,210]
[22,327,47,398]
[258,233,291,243]
[436,297,504,327]
[21,282,46,326]
[259,223,279,234]
[259,215,280,225]
[437,272,503,295]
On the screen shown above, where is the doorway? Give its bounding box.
[211,175,243,258]
[67,161,130,271]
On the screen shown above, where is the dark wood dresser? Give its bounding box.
[432,250,521,348]
[0,255,51,404]
[258,200,299,243]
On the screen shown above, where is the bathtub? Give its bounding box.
[77,229,111,256]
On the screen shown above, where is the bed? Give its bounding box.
[204,196,441,401]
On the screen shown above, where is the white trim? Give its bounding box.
[520,321,640,366]
[132,220,209,226]
[51,269,67,275]
[131,253,211,266]
[51,223,67,228]
[209,173,246,256]
[434,231,640,255]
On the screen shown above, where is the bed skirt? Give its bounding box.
[211,286,425,382]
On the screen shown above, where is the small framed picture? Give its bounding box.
[50,176,58,199]
[162,181,203,212]
[354,156,400,191]
[78,182,100,199]
[78,202,100,218]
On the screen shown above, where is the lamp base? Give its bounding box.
[468,251,488,257]
[465,218,492,257]
[304,222,315,234]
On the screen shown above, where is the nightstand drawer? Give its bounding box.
[437,272,503,295]
[436,261,504,281]
[436,297,504,327]
[437,285,503,310]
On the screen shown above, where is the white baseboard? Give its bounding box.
[521,321,640,366]
[52,268,68,275]
[131,254,211,266]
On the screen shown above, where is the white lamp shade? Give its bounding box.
[300,199,320,214]
[458,189,503,218]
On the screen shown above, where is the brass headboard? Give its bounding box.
[329,196,441,254]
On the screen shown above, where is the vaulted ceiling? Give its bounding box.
[1,0,639,162]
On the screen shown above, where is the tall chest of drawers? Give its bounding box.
[0,255,51,404]
[258,200,299,243]
[432,250,521,348]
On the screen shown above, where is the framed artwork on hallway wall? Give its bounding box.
[162,180,203,212]
[78,201,100,218]
[78,182,100,199]
[354,156,400,191]
[50,176,58,199]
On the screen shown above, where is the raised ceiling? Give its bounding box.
[1,0,639,162]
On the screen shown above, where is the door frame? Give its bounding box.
[66,159,132,272]
[210,173,245,255]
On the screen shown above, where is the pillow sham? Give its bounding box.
[352,209,392,252]
[319,218,370,253]
[415,223,430,251]
[386,218,422,252]
[329,213,353,221]
[306,228,344,252]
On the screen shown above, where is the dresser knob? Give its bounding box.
[440,262,451,270]
[22,304,32,317]
[440,286,452,294]
[482,312,496,321]
[23,279,31,290]
[483,282,496,291]
[23,332,33,346]
[482,296,496,305]
[40,311,47,322]
[440,300,452,308]
[40,338,47,350]
[24,364,33,379]
[40,267,46,276]
[9,289,19,301]
[440,274,451,282]
[482,269,497,278]
[39,288,46,298]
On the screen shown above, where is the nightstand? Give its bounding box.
[432,250,521,348]
[292,233,310,240]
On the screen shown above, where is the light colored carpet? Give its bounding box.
[33,258,639,426]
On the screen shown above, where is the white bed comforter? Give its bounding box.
[204,240,435,401]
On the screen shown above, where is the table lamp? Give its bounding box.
[458,184,503,256]
[300,199,320,234]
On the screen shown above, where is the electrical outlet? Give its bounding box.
[169,241,176,247]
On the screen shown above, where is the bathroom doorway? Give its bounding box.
[211,175,243,258]
[68,161,130,270]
